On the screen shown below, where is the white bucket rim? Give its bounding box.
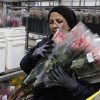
[0,35,6,38]
[0,39,6,42]
[0,44,6,48]
[6,34,25,37]
[7,37,26,41]
[12,41,26,46]
[8,41,26,46]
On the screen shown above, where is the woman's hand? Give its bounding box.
[34,40,54,58]
[50,62,78,91]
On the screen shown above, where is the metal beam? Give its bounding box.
[0,70,25,82]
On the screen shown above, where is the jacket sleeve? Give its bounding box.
[20,38,49,74]
[20,45,39,74]
[72,82,100,100]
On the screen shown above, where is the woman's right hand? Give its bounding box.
[34,40,54,58]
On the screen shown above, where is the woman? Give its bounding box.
[20,5,100,100]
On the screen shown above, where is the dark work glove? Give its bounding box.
[34,40,54,58]
[50,62,78,92]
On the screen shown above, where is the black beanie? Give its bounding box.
[48,5,77,30]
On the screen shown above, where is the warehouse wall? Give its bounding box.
[12,0,100,7]
[61,0,100,6]
[24,1,59,7]
[30,0,100,7]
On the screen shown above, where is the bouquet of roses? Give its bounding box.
[52,22,100,84]
[23,28,70,87]
[60,22,100,83]
[33,22,100,85]
[70,35,100,83]
[11,21,100,99]
[24,22,96,87]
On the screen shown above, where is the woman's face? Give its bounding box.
[49,12,70,34]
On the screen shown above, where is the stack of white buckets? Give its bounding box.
[0,31,6,72]
[0,27,26,72]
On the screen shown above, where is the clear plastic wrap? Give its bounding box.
[24,22,92,87]
[24,28,70,87]
[33,22,100,84]
[70,33,100,83]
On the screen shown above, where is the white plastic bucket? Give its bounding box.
[0,27,26,69]
[0,33,6,40]
[0,43,6,72]
[6,41,26,69]
[6,31,26,69]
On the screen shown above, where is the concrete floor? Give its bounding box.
[92,91,100,100]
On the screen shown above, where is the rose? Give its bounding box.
[92,48,100,66]
[53,32,67,44]
[71,37,89,51]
